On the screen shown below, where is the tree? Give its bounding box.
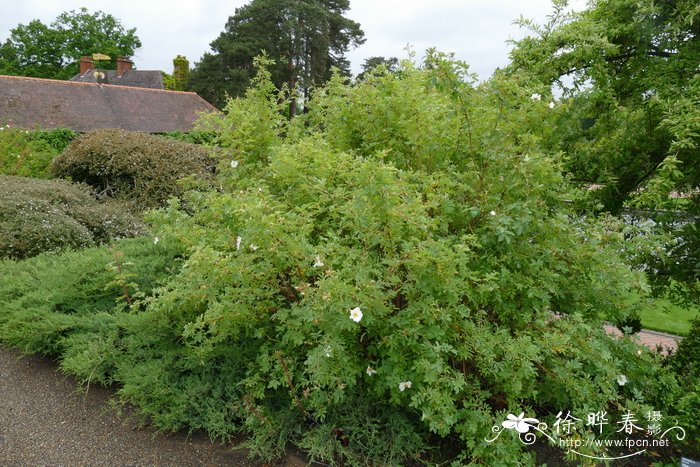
[356,56,398,81]
[187,0,365,111]
[0,8,141,80]
[507,0,700,305]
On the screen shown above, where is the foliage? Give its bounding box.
[162,55,190,91]
[356,56,399,81]
[669,318,700,454]
[0,175,144,259]
[159,130,219,146]
[0,126,65,178]
[0,7,141,80]
[507,0,700,307]
[194,55,289,163]
[31,128,78,152]
[51,129,218,209]
[186,0,365,110]
[0,53,695,464]
[127,55,685,463]
[0,237,182,382]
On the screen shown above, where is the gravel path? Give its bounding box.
[0,347,306,466]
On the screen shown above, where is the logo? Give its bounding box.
[485,410,686,461]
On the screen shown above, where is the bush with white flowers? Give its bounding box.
[3,54,683,465]
[106,54,681,464]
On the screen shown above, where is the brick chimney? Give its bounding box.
[117,56,133,77]
[79,56,93,75]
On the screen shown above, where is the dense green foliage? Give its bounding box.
[0,237,182,372]
[0,175,144,259]
[187,0,365,110]
[51,129,217,209]
[508,0,700,306]
[356,56,399,81]
[129,56,683,463]
[0,126,76,178]
[159,130,219,146]
[0,7,141,80]
[162,55,190,91]
[0,53,696,464]
[30,128,79,152]
[670,318,700,454]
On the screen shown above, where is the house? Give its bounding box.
[69,56,164,90]
[0,74,217,133]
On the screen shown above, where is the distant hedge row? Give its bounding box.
[51,129,218,208]
[0,127,217,180]
[0,127,219,259]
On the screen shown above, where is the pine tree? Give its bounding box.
[187,0,364,111]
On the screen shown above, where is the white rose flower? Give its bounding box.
[349,307,363,322]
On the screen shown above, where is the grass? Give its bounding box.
[636,297,698,336]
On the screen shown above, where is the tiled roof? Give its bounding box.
[70,69,164,89]
[0,75,217,133]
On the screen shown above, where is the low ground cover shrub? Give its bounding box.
[0,175,144,259]
[0,237,183,384]
[0,126,76,178]
[51,129,217,209]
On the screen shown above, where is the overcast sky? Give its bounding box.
[0,1,586,81]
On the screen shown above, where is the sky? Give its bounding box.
[0,0,587,81]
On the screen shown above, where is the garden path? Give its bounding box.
[0,346,308,466]
[604,325,682,354]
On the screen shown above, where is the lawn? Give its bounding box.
[636,298,699,336]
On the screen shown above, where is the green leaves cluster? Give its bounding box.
[508,0,700,305]
[128,55,677,463]
[0,50,693,463]
[187,0,364,110]
[0,7,141,80]
[0,175,144,259]
[51,129,218,209]
[0,126,76,178]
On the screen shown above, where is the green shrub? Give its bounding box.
[0,175,144,259]
[115,55,679,464]
[0,126,70,178]
[615,311,643,334]
[669,318,700,455]
[33,128,78,151]
[0,237,183,384]
[0,55,689,465]
[160,130,219,146]
[51,129,217,209]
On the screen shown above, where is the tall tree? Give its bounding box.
[0,8,141,80]
[187,0,365,111]
[508,0,700,305]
